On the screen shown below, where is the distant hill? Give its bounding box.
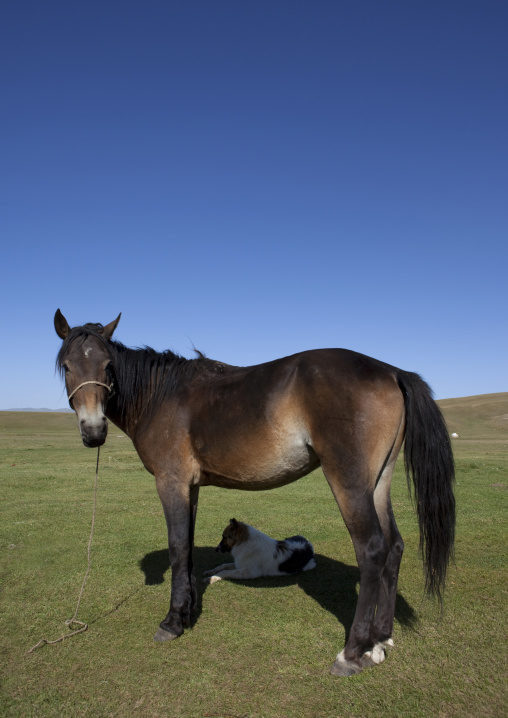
[437,392,508,440]
[3,408,73,413]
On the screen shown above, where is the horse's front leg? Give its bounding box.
[153,477,199,642]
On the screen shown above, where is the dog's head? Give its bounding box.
[216,518,249,553]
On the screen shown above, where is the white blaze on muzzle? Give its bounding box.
[67,381,114,443]
[76,402,107,434]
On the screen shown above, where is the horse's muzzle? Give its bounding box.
[82,433,107,448]
[79,416,108,448]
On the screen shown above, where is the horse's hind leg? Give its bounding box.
[367,415,405,653]
[323,466,390,676]
[371,470,404,650]
[321,414,404,674]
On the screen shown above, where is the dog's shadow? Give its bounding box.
[139,547,417,638]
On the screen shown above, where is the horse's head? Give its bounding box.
[54,309,121,448]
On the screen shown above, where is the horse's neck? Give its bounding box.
[105,401,131,438]
[104,350,138,438]
[104,350,171,439]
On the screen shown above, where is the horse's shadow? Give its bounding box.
[139,547,417,638]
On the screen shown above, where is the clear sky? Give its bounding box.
[1,0,507,409]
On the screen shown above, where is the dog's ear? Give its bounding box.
[230,518,238,529]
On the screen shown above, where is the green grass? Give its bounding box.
[1,398,507,718]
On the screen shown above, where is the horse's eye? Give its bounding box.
[62,363,70,373]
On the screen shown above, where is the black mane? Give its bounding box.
[57,324,224,422]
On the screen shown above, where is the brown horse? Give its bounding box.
[54,309,455,677]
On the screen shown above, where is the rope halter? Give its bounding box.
[67,380,115,403]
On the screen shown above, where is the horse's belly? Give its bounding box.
[199,439,320,490]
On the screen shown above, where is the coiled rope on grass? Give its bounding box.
[28,447,100,654]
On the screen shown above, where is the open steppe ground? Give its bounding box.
[1,394,507,717]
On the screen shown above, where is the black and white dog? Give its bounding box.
[203,518,316,583]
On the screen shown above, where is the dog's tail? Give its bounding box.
[302,557,317,572]
[285,535,308,544]
[279,535,315,574]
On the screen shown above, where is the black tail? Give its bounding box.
[397,370,455,602]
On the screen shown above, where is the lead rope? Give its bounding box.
[28,447,100,654]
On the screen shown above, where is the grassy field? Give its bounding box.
[1,395,507,717]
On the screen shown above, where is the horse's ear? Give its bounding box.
[100,313,121,340]
[54,309,70,340]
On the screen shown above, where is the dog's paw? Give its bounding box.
[203,575,222,585]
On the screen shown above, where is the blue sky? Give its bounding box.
[1,0,506,409]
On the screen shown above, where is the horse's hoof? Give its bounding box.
[153,627,179,642]
[329,650,363,677]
